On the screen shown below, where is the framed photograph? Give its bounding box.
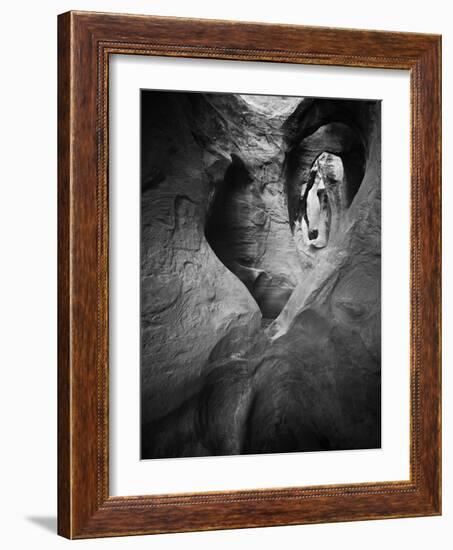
[58,11,441,539]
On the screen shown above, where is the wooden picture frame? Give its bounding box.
[58,10,441,539]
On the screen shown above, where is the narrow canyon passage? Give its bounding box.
[140,91,381,459]
[205,153,296,322]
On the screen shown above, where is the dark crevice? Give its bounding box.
[205,155,294,320]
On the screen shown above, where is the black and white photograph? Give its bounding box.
[140,91,381,459]
[1,0,447,546]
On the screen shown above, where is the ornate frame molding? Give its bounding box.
[58,11,441,538]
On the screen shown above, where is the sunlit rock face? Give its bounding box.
[293,152,345,253]
[140,91,381,459]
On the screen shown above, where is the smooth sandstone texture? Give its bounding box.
[140,91,381,458]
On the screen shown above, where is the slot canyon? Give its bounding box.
[140,91,381,458]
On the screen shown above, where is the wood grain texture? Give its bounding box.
[57,10,442,539]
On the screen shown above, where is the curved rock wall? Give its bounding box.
[140,91,381,458]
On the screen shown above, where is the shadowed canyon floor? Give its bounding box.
[140,91,381,458]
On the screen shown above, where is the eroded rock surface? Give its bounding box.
[141,91,381,458]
